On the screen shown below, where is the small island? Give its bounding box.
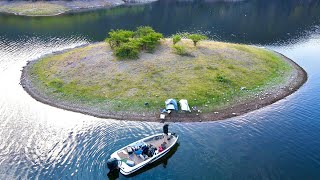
[0,0,155,16]
[21,27,307,122]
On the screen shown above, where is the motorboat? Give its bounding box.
[107,125,178,175]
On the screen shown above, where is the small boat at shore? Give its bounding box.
[107,125,178,175]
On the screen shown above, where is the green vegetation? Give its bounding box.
[0,2,69,16]
[114,40,140,59]
[134,26,156,38]
[106,30,134,49]
[106,26,163,59]
[216,74,232,84]
[187,34,208,46]
[105,29,207,59]
[171,33,208,56]
[138,31,163,52]
[29,39,294,114]
[172,44,188,56]
[172,35,182,45]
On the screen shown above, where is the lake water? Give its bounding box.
[1,0,320,179]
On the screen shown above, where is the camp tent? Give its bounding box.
[179,99,191,112]
[165,99,178,111]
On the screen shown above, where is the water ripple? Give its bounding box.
[1,5,320,179]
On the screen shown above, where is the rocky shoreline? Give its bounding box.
[0,0,157,16]
[20,42,307,122]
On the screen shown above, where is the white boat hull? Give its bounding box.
[110,133,178,175]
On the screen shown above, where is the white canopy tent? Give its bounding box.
[179,99,191,112]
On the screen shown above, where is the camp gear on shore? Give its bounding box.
[179,99,191,112]
[165,99,178,111]
[160,114,165,119]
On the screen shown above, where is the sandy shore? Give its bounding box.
[0,0,157,16]
[20,42,307,122]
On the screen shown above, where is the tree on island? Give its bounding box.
[134,26,157,38]
[172,34,181,45]
[136,26,163,52]
[187,34,208,46]
[106,30,134,49]
[105,26,162,59]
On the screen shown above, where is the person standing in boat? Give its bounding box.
[163,124,170,141]
[161,124,169,151]
[163,124,169,135]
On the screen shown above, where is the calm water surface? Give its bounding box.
[1,0,320,179]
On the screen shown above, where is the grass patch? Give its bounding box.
[48,79,64,89]
[30,39,294,113]
[216,74,232,84]
[173,44,189,56]
[0,2,69,16]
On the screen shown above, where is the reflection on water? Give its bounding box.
[126,143,180,178]
[1,0,320,44]
[1,0,320,179]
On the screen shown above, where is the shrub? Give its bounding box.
[172,35,181,45]
[138,32,163,52]
[187,34,208,46]
[134,26,156,38]
[106,30,134,49]
[173,44,188,56]
[114,41,140,59]
[106,26,163,59]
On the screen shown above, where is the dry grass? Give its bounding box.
[0,2,69,16]
[31,39,293,113]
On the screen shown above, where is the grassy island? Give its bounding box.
[0,0,153,16]
[21,28,306,121]
[0,2,70,16]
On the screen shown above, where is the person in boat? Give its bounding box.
[163,124,169,135]
[142,145,149,155]
[163,124,172,141]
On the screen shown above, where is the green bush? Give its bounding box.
[187,34,208,46]
[173,44,188,56]
[134,26,156,38]
[172,35,181,45]
[114,41,140,59]
[106,30,134,49]
[139,32,163,52]
[106,26,163,59]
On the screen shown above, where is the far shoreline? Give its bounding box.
[20,41,308,122]
[0,0,157,17]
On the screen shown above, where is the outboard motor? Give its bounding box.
[107,158,120,179]
[107,158,119,172]
[163,124,169,135]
